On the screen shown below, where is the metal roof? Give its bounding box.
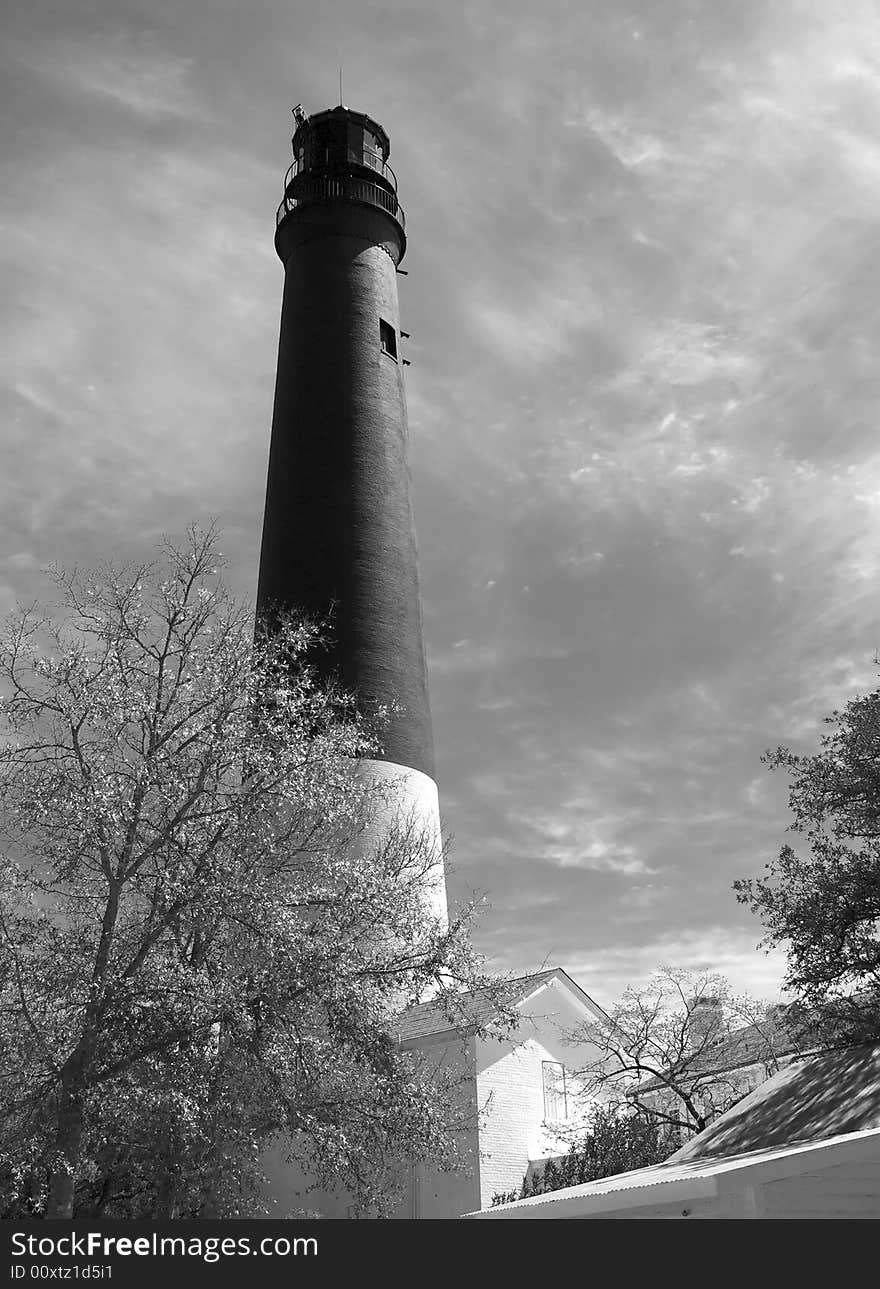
[470,1043,880,1218]
[468,1125,880,1218]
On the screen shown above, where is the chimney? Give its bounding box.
[688,995,724,1048]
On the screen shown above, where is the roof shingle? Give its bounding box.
[395,970,562,1042]
[668,1043,880,1162]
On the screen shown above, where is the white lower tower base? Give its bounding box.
[354,757,448,930]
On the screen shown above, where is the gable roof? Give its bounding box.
[667,1042,880,1163]
[693,1013,796,1075]
[395,968,608,1043]
[635,1010,799,1094]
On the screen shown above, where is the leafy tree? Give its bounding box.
[735,687,880,1046]
[566,968,785,1138]
[0,528,501,1219]
[491,1105,678,1204]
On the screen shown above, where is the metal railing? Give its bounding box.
[282,150,398,192]
[276,173,405,229]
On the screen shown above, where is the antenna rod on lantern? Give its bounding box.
[339,66,343,105]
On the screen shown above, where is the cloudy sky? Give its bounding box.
[4,0,880,1004]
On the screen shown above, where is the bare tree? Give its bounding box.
[0,527,502,1218]
[568,968,792,1139]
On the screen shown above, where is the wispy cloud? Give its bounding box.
[508,806,658,876]
[565,927,791,1002]
[10,30,206,121]
[4,0,879,1002]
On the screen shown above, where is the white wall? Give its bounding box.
[261,976,612,1217]
[762,1158,880,1218]
[259,1031,480,1219]
[475,980,609,1207]
[398,1032,481,1218]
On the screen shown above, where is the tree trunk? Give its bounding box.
[45,877,121,1218]
[45,1067,87,1218]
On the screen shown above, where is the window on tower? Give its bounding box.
[379,318,398,360]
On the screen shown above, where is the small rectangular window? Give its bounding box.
[379,318,397,359]
[542,1060,568,1122]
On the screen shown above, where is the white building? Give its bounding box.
[261,967,611,1217]
[470,1043,880,1219]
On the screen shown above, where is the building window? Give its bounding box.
[379,318,397,359]
[542,1061,568,1122]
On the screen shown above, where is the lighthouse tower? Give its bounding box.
[257,104,447,925]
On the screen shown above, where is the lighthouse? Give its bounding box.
[257,104,447,925]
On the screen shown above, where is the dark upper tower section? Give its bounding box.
[276,106,406,262]
[258,106,434,779]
